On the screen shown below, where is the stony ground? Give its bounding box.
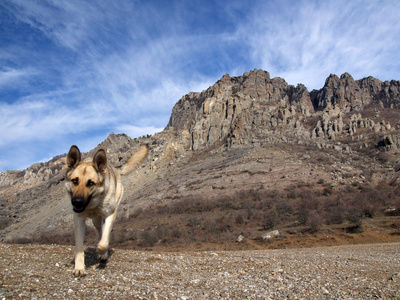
[1,242,399,299]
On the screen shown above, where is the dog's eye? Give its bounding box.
[71,178,79,185]
[87,180,95,187]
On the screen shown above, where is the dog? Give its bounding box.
[65,144,149,276]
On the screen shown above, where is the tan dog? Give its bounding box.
[65,144,149,276]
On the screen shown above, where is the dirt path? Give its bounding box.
[1,242,399,299]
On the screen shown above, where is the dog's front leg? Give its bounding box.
[97,212,117,261]
[92,216,103,240]
[73,214,86,276]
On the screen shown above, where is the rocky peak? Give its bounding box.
[164,69,400,153]
[166,69,315,145]
[87,132,139,168]
[312,72,362,111]
[313,72,400,111]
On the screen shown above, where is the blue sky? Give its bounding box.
[1,0,399,171]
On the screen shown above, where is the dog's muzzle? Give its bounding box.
[71,197,90,213]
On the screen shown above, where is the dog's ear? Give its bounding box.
[67,145,81,170]
[93,149,107,173]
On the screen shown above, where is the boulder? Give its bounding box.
[262,230,280,240]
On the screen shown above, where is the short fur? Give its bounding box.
[65,144,149,276]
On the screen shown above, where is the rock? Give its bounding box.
[311,72,400,111]
[379,134,400,150]
[237,235,245,242]
[262,230,280,240]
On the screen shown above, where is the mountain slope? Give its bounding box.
[1,69,400,249]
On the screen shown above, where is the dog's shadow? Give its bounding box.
[72,247,114,270]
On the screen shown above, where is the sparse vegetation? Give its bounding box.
[107,181,400,250]
[9,179,400,250]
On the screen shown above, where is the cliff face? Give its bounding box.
[312,73,400,111]
[166,69,400,151]
[1,69,400,243]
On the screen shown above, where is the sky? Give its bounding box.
[1,0,399,171]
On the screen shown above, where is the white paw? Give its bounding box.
[98,251,108,262]
[73,267,86,277]
[97,244,109,261]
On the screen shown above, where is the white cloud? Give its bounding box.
[1,0,400,171]
[0,67,38,89]
[243,0,400,89]
[115,125,163,138]
[8,0,102,51]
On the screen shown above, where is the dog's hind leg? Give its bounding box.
[73,214,86,276]
[97,211,117,261]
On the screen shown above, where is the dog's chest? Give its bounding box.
[81,206,107,218]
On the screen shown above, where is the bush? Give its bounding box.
[235,212,246,225]
[140,229,159,247]
[308,211,323,233]
[276,199,294,216]
[297,203,309,226]
[171,227,182,239]
[262,209,278,230]
[188,216,202,229]
[346,207,363,228]
[326,206,345,225]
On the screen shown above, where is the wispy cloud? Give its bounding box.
[0,0,399,171]
[243,0,400,89]
[0,67,38,89]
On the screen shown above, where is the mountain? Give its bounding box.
[1,69,400,249]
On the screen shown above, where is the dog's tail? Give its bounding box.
[120,144,149,176]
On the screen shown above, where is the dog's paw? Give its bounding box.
[97,244,108,261]
[73,268,86,277]
[98,251,108,262]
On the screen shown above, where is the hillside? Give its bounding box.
[0,69,400,249]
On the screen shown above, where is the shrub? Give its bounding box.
[171,227,182,239]
[235,212,246,225]
[262,209,278,230]
[203,216,231,234]
[276,199,294,216]
[308,211,323,233]
[346,207,363,228]
[188,216,202,229]
[140,229,158,247]
[326,206,345,225]
[297,203,309,226]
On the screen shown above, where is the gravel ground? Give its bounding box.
[1,242,399,299]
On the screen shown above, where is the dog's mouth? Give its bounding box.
[73,206,86,213]
[71,196,90,213]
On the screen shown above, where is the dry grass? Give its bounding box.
[8,179,400,250]
[6,171,400,251]
[107,181,400,250]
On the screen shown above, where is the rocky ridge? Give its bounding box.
[166,69,400,152]
[0,69,400,246]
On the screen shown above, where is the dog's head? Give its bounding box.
[65,145,107,213]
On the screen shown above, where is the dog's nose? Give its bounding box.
[72,197,85,212]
